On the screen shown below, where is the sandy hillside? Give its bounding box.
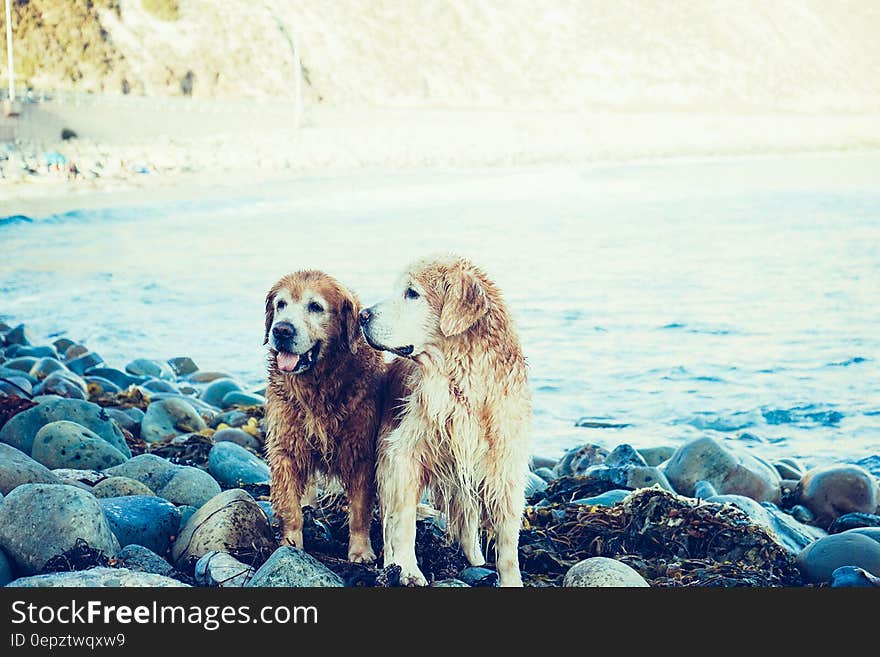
[2,1,880,112]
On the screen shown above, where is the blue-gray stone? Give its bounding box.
[85,376,121,395]
[525,471,548,498]
[66,352,104,375]
[830,565,880,587]
[0,397,130,457]
[10,345,58,359]
[533,466,556,482]
[0,443,60,494]
[637,446,676,467]
[31,420,128,470]
[0,548,12,586]
[140,398,207,443]
[157,467,221,507]
[247,546,343,588]
[208,441,270,486]
[141,379,179,394]
[213,427,261,451]
[32,370,88,399]
[201,379,243,408]
[28,357,66,379]
[553,443,609,477]
[195,551,254,587]
[0,483,120,574]
[572,489,631,507]
[115,544,178,578]
[52,338,75,355]
[104,407,143,435]
[797,533,880,583]
[257,501,275,525]
[211,410,251,429]
[694,480,719,499]
[2,357,38,373]
[221,391,265,408]
[92,476,155,498]
[100,495,180,555]
[844,527,880,544]
[0,375,33,397]
[177,505,198,531]
[167,357,199,377]
[84,368,144,389]
[604,444,648,468]
[126,358,174,381]
[7,567,188,587]
[459,567,498,587]
[3,324,35,347]
[104,454,178,492]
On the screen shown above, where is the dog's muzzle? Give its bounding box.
[359,308,414,357]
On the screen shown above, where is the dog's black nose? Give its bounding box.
[358,308,372,326]
[272,322,296,339]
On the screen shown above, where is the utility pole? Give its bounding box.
[4,0,14,102]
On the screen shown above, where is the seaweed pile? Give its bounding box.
[520,487,802,587]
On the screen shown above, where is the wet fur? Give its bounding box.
[263,271,384,563]
[373,256,532,586]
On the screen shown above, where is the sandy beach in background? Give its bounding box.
[4,99,880,218]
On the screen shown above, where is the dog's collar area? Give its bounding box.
[275,341,321,374]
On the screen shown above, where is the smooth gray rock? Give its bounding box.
[84,367,143,389]
[201,379,243,408]
[247,546,344,587]
[85,376,121,395]
[638,446,676,467]
[663,436,781,503]
[140,398,207,443]
[28,357,66,379]
[1,356,39,373]
[563,557,649,587]
[66,352,104,375]
[553,443,608,477]
[194,551,254,587]
[796,464,879,528]
[52,338,75,355]
[188,371,233,384]
[845,527,880,544]
[0,483,120,574]
[572,489,631,507]
[830,565,880,587]
[0,548,12,586]
[221,391,265,408]
[530,455,558,470]
[604,444,648,468]
[774,460,804,480]
[585,462,674,491]
[0,397,130,457]
[796,532,880,584]
[126,358,175,381]
[459,566,498,586]
[213,427,262,451]
[31,421,128,470]
[141,379,179,394]
[100,495,179,555]
[158,467,221,507]
[525,471,548,498]
[32,370,88,399]
[104,454,219,507]
[115,544,178,578]
[104,407,143,435]
[50,468,106,490]
[208,441,270,486]
[210,410,251,429]
[3,324,35,347]
[93,476,155,498]
[694,480,719,498]
[533,467,556,482]
[7,567,188,587]
[0,443,60,494]
[171,489,274,570]
[168,357,199,377]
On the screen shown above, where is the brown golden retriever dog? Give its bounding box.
[263,270,383,563]
[360,254,531,586]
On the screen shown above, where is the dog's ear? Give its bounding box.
[263,290,275,345]
[340,294,361,354]
[440,264,490,337]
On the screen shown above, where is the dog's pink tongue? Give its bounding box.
[276,352,300,372]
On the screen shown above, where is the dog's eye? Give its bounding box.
[276,300,287,310]
[405,287,420,300]
[308,301,324,313]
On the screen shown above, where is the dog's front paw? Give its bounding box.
[348,545,377,564]
[282,529,304,549]
[397,565,428,587]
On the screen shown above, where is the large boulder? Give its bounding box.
[247,546,344,587]
[0,443,61,494]
[663,436,781,503]
[0,398,130,457]
[140,398,207,443]
[0,483,120,574]
[99,495,180,555]
[563,557,649,587]
[171,489,274,570]
[796,532,880,584]
[31,421,128,470]
[796,465,879,528]
[7,567,188,587]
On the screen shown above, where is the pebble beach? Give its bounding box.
[1,321,878,588]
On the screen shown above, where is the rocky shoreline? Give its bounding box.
[1,320,878,588]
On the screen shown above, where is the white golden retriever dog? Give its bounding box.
[359,254,531,587]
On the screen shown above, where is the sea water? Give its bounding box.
[2,154,879,466]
